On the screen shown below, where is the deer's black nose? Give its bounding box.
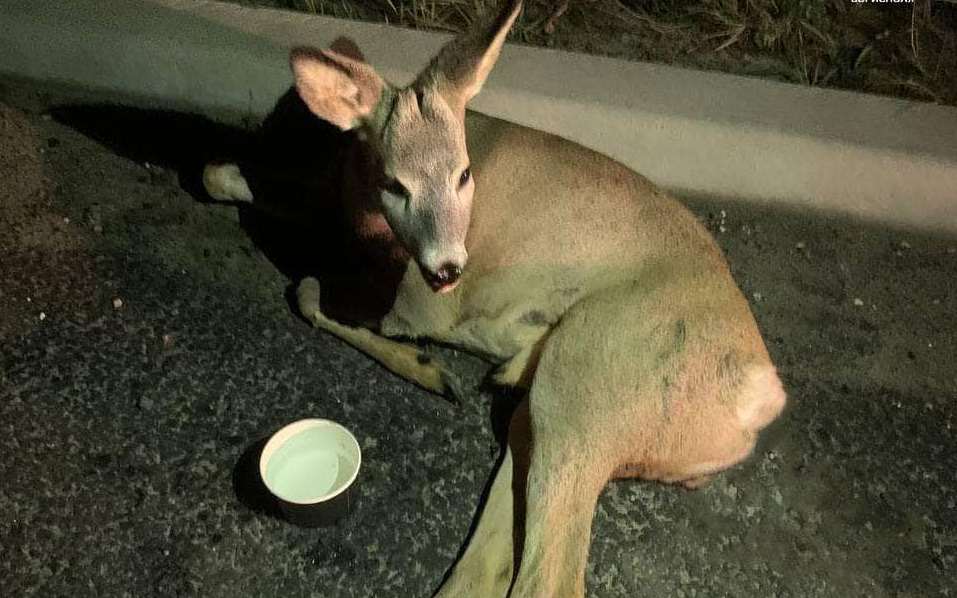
[422,262,463,291]
[419,262,462,293]
[435,263,462,285]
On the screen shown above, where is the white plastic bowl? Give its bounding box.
[259,418,361,526]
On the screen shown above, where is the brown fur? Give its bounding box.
[204,1,785,595]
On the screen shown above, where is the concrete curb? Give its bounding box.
[2,0,955,233]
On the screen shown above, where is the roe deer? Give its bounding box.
[204,1,786,595]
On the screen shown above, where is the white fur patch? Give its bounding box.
[736,365,787,431]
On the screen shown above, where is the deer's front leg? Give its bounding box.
[297,277,464,402]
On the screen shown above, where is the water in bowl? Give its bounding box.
[266,430,342,502]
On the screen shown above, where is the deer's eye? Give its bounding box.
[383,177,409,199]
[459,167,471,189]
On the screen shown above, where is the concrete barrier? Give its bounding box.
[2,0,955,233]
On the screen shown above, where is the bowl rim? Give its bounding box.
[259,418,362,505]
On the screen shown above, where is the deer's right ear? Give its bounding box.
[417,0,522,116]
[290,46,385,131]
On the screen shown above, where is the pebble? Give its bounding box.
[39,312,46,321]
[853,298,864,307]
[112,298,123,310]
[796,241,806,250]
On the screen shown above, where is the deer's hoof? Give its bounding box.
[203,163,253,203]
[297,277,323,323]
[440,369,466,405]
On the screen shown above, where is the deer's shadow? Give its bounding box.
[52,88,401,325]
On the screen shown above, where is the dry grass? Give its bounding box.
[260,0,957,105]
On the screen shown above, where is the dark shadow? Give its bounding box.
[51,87,406,326]
[232,436,283,520]
[481,379,526,448]
[47,102,253,201]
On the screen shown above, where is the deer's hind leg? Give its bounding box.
[436,282,783,597]
[434,402,531,598]
[505,309,627,598]
[436,288,646,598]
[508,283,779,597]
[434,394,610,598]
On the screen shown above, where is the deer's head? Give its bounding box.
[289,1,522,293]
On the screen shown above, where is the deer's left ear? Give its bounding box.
[290,46,385,131]
[418,0,523,115]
